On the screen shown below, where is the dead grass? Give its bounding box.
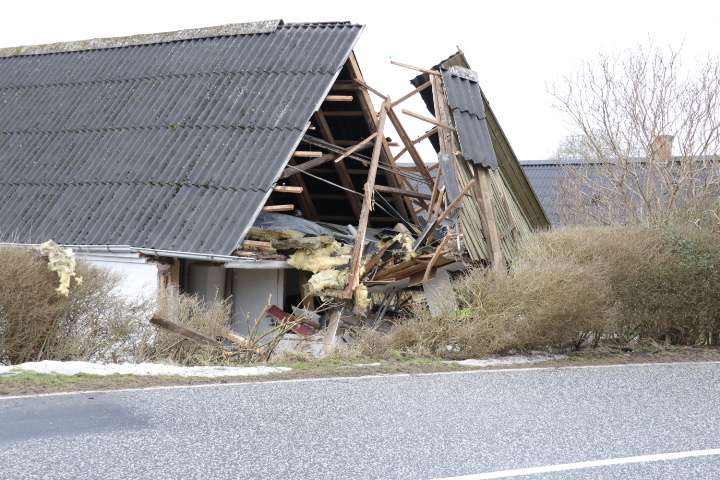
[144,289,232,365]
[359,219,720,358]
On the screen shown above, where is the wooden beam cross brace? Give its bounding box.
[385,105,434,183]
[401,109,456,131]
[390,60,441,76]
[334,132,379,163]
[390,80,432,108]
[325,95,353,102]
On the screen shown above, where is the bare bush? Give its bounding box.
[552,45,720,225]
[0,247,151,364]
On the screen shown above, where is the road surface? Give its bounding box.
[1,361,720,479]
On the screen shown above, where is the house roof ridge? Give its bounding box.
[0,19,284,58]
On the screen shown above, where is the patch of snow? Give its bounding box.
[0,360,290,378]
[452,354,567,368]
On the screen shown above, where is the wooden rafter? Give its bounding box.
[353,78,388,100]
[325,95,353,102]
[385,105,434,183]
[273,185,303,193]
[390,60,441,77]
[393,127,438,162]
[314,111,362,218]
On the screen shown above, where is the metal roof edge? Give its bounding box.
[0,242,242,263]
[0,19,283,58]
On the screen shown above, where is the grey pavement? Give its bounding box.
[1,362,720,479]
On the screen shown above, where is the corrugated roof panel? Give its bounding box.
[0,21,362,254]
[441,68,498,170]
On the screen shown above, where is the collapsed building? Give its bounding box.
[0,20,548,354]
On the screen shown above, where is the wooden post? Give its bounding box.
[343,98,390,299]
[322,308,343,356]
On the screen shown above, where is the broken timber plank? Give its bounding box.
[273,185,303,194]
[436,179,477,224]
[374,184,431,200]
[343,98,390,299]
[401,109,456,131]
[423,233,454,282]
[413,179,477,250]
[385,105,434,182]
[150,316,220,347]
[293,151,324,158]
[334,132,378,163]
[242,240,275,252]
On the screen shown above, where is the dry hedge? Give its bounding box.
[0,247,151,364]
[0,247,233,366]
[359,221,720,358]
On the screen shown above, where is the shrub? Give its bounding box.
[0,247,151,364]
[360,219,720,358]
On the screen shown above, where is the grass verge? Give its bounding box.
[3,346,720,397]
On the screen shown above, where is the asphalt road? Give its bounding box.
[2,362,720,479]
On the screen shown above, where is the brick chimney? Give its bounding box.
[650,135,674,163]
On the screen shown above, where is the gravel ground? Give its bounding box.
[1,361,719,479]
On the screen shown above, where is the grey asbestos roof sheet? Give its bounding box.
[0,21,362,254]
[441,66,498,169]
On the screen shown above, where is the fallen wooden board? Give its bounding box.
[150,316,220,347]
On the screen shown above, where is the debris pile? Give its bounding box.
[149,52,549,360]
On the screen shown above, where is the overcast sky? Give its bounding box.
[2,0,719,160]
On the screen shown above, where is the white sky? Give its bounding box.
[1,0,719,160]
